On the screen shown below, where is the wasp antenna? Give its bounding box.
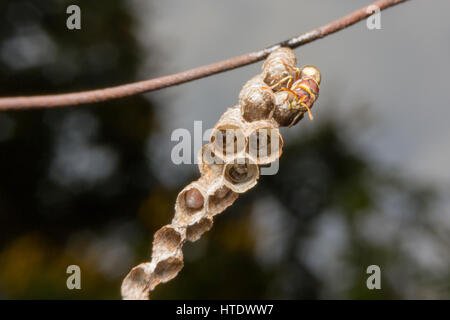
[301,103,314,121]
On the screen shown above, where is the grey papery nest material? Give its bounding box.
[121,47,321,299]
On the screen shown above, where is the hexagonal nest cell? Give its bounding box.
[210,125,246,161]
[223,157,259,193]
[175,185,206,218]
[207,185,239,216]
[247,126,283,164]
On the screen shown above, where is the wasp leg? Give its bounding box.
[300,100,314,121]
[295,67,301,82]
[261,85,292,104]
[281,89,314,121]
[288,111,304,128]
[290,84,315,121]
[281,87,299,101]
[268,75,293,90]
[286,76,293,89]
[280,87,300,106]
[281,61,301,82]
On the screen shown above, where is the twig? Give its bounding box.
[0,0,409,111]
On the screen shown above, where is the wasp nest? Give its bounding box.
[121,47,322,299]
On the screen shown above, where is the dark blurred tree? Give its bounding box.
[0,0,160,299]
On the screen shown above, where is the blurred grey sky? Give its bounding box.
[129,0,450,193]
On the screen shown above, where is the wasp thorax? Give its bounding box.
[298,78,319,96]
[271,91,303,127]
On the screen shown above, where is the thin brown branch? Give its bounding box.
[0,0,409,111]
